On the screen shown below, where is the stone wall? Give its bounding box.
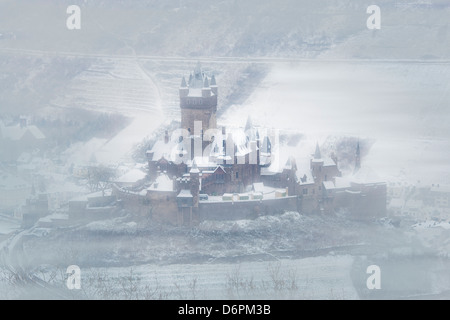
[198,196,298,221]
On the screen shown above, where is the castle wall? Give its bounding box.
[146,190,179,225]
[351,183,387,219]
[112,185,149,217]
[198,196,298,221]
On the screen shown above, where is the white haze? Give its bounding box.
[0,0,450,300]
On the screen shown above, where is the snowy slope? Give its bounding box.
[221,61,450,184]
[82,255,358,299]
[0,0,448,59]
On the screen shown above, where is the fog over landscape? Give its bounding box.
[0,0,449,300]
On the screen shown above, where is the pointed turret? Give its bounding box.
[287,156,297,171]
[188,73,193,86]
[190,159,200,174]
[314,142,322,160]
[179,76,189,98]
[181,76,187,88]
[311,142,324,178]
[210,74,218,96]
[203,76,210,88]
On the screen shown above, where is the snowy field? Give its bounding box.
[0,215,19,236]
[79,255,358,299]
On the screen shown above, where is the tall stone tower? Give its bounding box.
[180,62,217,135]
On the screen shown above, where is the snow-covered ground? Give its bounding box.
[80,255,358,299]
[0,215,20,235]
[52,59,164,164]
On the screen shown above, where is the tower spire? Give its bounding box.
[190,159,200,174]
[314,142,321,159]
[203,76,210,88]
[181,76,187,88]
[210,74,218,96]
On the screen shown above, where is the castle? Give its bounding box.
[112,63,387,225]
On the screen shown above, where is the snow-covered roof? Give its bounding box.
[148,174,175,192]
[345,189,361,195]
[177,189,193,198]
[204,165,226,174]
[297,171,315,185]
[351,166,384,184]
[0,123,45,141]
[253,182,265,193]
[323,158,336,167]
[187,88,202,97]
[115,169,146,183]
[334,177,351,189]
[323,181,335,190]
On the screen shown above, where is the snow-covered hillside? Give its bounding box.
[221,61,450,184]
[0,0,448,59]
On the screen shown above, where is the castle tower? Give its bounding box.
[180,62,217,135]
[311,142,324,181]
[314,143,321,159]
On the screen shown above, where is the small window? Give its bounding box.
[303,189,308,195]
[235,172,239,179]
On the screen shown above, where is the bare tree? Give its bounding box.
[86,165,116,196]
